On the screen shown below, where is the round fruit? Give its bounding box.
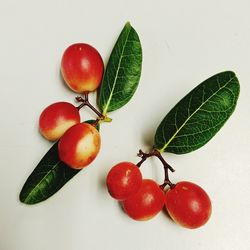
[39,102,80,141]
[122,179,165,221]
[61,43,104,93]
[165,181,212,229]
[106,162,143,200]
[58,122,101,169]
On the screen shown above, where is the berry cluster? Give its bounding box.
[39,43,104,169]
[106,151,212,229]
[20,24,239,234]
[37,42,212,229]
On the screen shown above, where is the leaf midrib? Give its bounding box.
[23,162,59,203]
[102,25,131,115]
[159,76,236,152]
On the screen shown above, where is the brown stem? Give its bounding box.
[91,118,100,128]
[153,150,175,173]
[159,167,176,190]
[136,149,175,190]
[136,150,155,167]
[76,92,105,120]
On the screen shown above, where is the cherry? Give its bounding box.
[58,122,101,169]
[39,102,80,141]
[106,162,142,200]
[165,181,212,229]
[61,43,104,93]
[122,179,165,221]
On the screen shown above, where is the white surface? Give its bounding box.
[0,0,250,250]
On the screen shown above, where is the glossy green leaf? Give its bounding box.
[20,121,99,205]
[98,22,142,115]
[154,71,240,154]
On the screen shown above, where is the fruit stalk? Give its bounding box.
[137,149,175,189]
[76,93,104,119]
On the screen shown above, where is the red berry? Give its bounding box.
[58,122,101,169]
[61,43,104,93]
[106,162,142,200]
[39,102,80,141]
[122,179,165,221]
[165,181,212,229]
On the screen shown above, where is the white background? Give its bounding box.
[0,0,250,250]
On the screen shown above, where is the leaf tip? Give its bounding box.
[19,194,30,205]
[125,21,131,27]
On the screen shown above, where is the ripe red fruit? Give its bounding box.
[165,181,212,229]
[122,179,165,221]
[106,162,143,200]
[39,102,80,141]
[58,122,101,169]
[61,43,104,93]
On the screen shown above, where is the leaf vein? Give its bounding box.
[160,75,236,151]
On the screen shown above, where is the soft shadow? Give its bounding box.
[98,173,107,190]
[117,200,125,214]
[141,126,156,147]
[162,206,176,226]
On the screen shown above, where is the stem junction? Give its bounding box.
[136,149,175,190]
[76,93,112,123]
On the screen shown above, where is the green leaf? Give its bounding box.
[154,71,240,154]
[20,120,99,205]
[19,141,80,204]
[98,22,142,115]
